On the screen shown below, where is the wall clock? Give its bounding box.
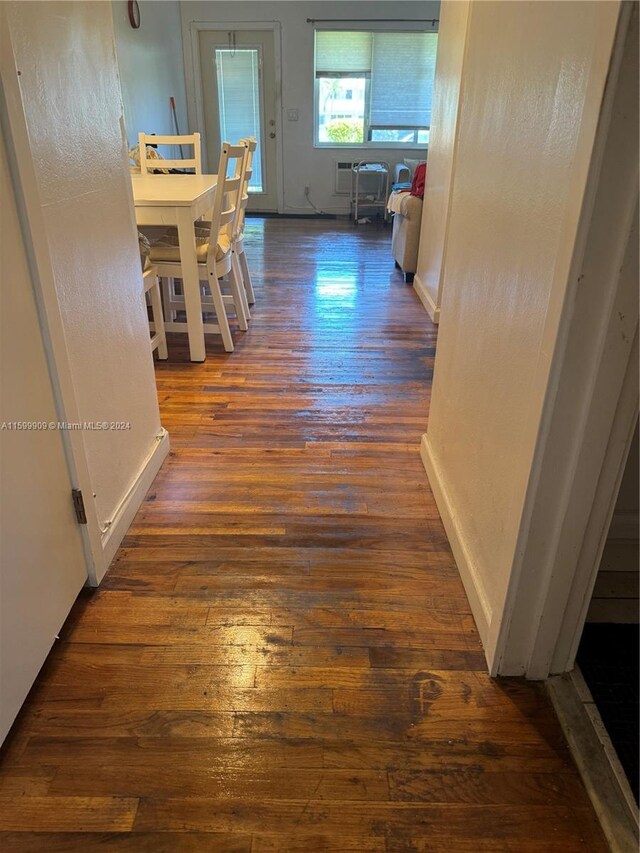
[127,1,141,29]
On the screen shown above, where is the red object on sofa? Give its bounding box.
[410,163,427,199]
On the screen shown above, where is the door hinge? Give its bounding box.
[72,488,87,524]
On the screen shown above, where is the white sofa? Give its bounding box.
[388,162,424,283]
[389,192,423,283]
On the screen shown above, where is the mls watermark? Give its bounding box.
[1,421,131,431]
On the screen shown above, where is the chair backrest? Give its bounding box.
[138,132,202,174]
[204,142,245,269]
[233,137,257,239]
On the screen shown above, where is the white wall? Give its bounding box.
[420,0,621,667]
[180,0,439,213]
[3,1,167,581]
[112,0,188,156]
[1,119,88,745]
[413,0,469,323]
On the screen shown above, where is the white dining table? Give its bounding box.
[131,173,218,362]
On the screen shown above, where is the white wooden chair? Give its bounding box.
[138,132,202,174]
[143,264,168,359]
[149,143,247,353]
[169,139,256,324]
[233,137,257,305]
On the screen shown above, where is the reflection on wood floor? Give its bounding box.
[0,218,606,850]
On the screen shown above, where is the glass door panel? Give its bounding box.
[214,48,263,192]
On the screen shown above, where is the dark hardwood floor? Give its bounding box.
[0,218,606,850]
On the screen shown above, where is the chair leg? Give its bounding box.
[149,274,168,359]
[230,254,250,330]
[238,248,256,305]
[208,272,234,352]
[161,277,176,321]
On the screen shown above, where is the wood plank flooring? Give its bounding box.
[0,218,606,850]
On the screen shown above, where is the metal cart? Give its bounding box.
[350,160,390,225]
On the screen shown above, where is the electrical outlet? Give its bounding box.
[304,185,310,196]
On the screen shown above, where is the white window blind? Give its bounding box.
[315,31,373,76]
[314,30,438,130]
[214,48,263,190]
[370,33,438,128]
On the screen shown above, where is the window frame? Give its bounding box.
[367,126,429,144]
[313,29,436,150]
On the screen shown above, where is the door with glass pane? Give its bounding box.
[199,29,278,212]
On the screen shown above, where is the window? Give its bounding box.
[314,30,438,147]
[215,48,264,191]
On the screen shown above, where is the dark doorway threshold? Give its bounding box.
[577,622,639,804]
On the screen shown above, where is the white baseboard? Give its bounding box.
[413,274,440,323]
[283,205,350,216]
[97,428,170,582]
[420,433,491,654]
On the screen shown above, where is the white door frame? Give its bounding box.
[552,335,638,672]
[493,1,639,679]
[0,13,105,584]
[187,21,284,213]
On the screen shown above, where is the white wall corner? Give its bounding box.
[419,433,493,662]
[98,429,170,581]
[413,274,440,323]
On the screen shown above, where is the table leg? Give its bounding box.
[176,208,205,362]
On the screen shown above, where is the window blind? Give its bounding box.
[369,33,438,127]
[315,31,372,76]
[215,48,263,189]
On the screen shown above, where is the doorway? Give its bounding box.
[576,419,639,803]
[199,29,279,212]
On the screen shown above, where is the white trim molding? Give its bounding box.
[99,429,169,578]
[420,433,491,648]
[413,273,440,323]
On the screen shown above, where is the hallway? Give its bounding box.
[0,219,606,850]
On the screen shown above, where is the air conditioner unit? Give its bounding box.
[334,161,382,196]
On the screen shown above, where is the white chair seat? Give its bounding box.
[150,229,230,263]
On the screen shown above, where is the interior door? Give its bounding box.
[199,29,279,212]
[1,122,88,745]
